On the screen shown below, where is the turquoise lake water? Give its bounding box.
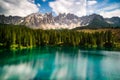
[0,46,120,80]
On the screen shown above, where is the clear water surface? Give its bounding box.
[0,46,120,80]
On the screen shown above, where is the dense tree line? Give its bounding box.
[0,24,116,49]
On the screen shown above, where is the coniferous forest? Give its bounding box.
[0,24,119,49]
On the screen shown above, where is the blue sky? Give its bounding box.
[34,0,120,17]
[0,0,120,17]
[35,0,54,13]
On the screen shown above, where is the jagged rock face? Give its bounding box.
[21,13,55,29]
[87,14,109,27]
[105,17,120,26]
[54,13,81,29]
[22,13,81,29]
[0,15,23,24]
[0,13,120,29]
[80,14,105,26]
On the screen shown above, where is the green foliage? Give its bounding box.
[0,24,117,49]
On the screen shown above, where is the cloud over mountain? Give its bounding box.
[0,0,120,18]
[99,3,120,18]
[49,0,87,17]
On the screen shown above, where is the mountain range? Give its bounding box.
[0,13,120,29]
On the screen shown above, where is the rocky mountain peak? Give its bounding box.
[0,15,23,24]
[0,13,120,29]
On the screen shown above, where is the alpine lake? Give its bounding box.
[0,46,120,80]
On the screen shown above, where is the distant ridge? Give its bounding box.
[0,13,120,29]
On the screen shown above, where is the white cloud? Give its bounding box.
[42,0,46,2]
[87,0,98,15]
[49,0,87,17]
[86,0,120,18]
[88,0,97,6]
[0,0,39,17]
[100,9,120,18]
[37,3,41,7]
[97,3,120,18]
[28,0,34,3]
[100,3,120,11]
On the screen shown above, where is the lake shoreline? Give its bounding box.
[1,45,120,52]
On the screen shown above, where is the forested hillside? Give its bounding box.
[0,24,119,49]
